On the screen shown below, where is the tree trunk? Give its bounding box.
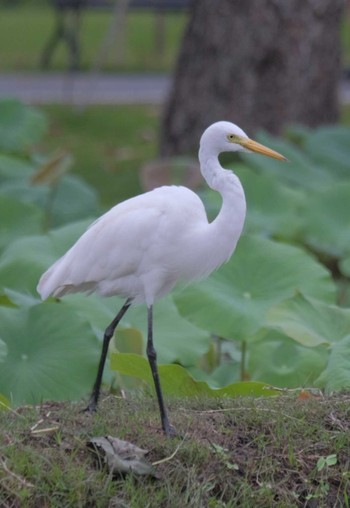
[160,0,345,156]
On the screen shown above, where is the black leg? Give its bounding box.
[85,298,132,412]
[146,305,175,436]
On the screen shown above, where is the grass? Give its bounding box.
[342,14,350,68]
[1,6,349,74]
[1,9,350,505]
[341,104,350,125]
[0,6,186,73]
[0,6,349,74]
[1,394,350,507]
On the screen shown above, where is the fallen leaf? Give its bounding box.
[87,436,155,477]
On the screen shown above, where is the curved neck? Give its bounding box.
[199,145,226,193]
[199,145,246,204]
[198,145,247,260]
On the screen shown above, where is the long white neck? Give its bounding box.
[198,145,247,263]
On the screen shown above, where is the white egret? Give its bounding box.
[37,121,286,436]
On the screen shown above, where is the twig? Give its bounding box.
[30,418,44,432]
[0,400,27,420]
[0,457,34,488]
[152,439,185,466]
[31,426,60,435]
[99,394,125,405]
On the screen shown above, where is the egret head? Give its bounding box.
[200,121,286,161]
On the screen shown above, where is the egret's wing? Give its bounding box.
[37,186,207,299]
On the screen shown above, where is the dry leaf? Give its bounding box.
[87,436,154,477]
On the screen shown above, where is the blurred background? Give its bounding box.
[1,0,350,407]
[0,0,349,206]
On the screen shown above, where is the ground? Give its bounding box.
[1,393,350,507]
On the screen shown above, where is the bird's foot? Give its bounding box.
[81,400,98,414]
[163,422,179,438]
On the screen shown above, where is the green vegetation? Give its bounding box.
[1,5,349,74]
[6,4,350,75]
[1,396,350,507]
[42,104,160,206]
[342,13,350,67]
[341,104,350,124]
[1,5,350,504]
[40,99,350,208]
[0,6,186,72]
[1,99,350,409]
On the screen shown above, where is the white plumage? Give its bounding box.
[37,121,286,436]
[38,183,245,302]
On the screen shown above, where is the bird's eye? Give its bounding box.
[227,134,237,142]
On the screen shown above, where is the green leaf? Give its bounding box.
[303,125,350,179]
[316,454,337,471]
[0,153,35,181]
[60,295,141,390]
[315,335,350,392]
[124,296,212,366]
[243,133,332,189]
[0,338,7,363]
[61,294,120,338]
[49,175,99,227]
[210,442,239,471]
[114,327,144,356]
[0,303,100,405]
[57,295,210,388]
[175,235,335,341]
[0,219,91,294]
[0,177,46,206]
[110,353,279,398]
[0,174,99,228]
[0,195,44,253]
[0,292,17,308]
[0,235,59,294]
[265,293,350,348]
[249,331,328,388]
[113,327,146,390]
[201,169,303,240]
[0,99,47,153]
[302,182,350,258]
[191,361,240,389]
[325,454,337,467]
[237,170,303,240]
[48,218,94,253]
[316,453,337,471]
[1,288,41,308]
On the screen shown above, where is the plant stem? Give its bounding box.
[216,336,222,368]
[240,340,247,381]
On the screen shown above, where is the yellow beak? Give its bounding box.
[240,138,287,161]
